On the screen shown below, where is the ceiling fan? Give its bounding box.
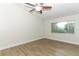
[25,3,52,14]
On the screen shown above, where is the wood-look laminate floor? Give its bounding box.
[0,39,79,56]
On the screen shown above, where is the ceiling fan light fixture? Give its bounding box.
[25,3,52,14]
[35,6,42,11]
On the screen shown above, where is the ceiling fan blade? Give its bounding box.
[42,6,52,10]
[29,8,35,12]
[25,3,35,7]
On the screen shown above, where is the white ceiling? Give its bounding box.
[41,3,79,19]
[20,3,79,20]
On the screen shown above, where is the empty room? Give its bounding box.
[0,3,79,56]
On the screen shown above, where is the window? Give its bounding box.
[51,21,74,33]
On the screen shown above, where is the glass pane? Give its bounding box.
[51,21,74,33]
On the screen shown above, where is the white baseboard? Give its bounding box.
[0,37,44,51]
[46,38,79,45]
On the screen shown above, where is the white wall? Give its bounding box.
[45,14,79,45]
[0,3,44,50]
[0,3,79,50]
